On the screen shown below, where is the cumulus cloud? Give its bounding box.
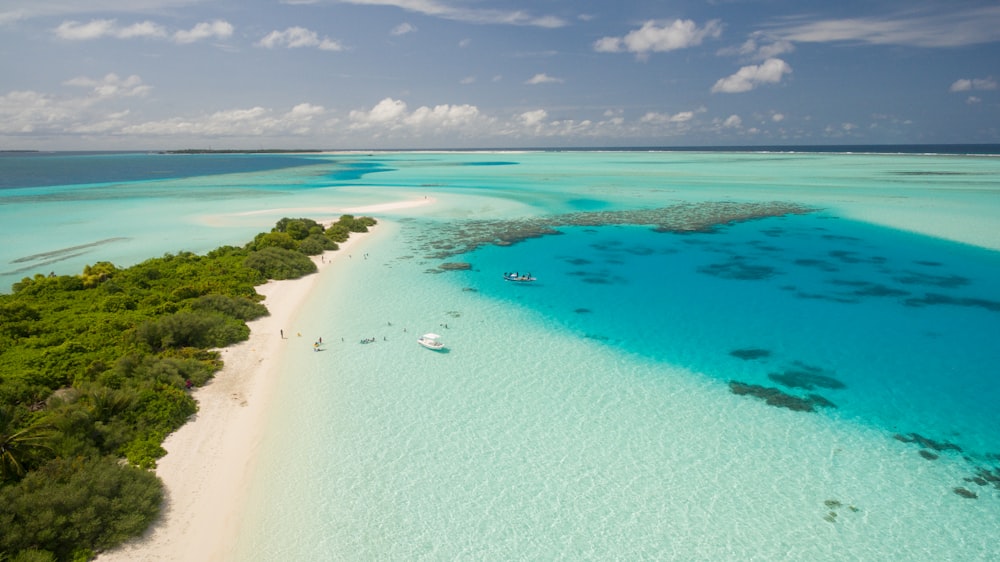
[0,73,153,136]
[949,77,997,92]
[335,0,566,28]
[594,19,722,57]
[64,73,151,98]
[258,27,344,50]
[520,109,548,127]
[719,31,794,61]
[722,114,742,128]
[173,20,233,43]
[55,18,231,43]
[346,97,491,137]
[525,73,563,85]
[641,110,696,124]
[123,103,327,137]
[711,58,792,93]
[391,22,416,35]
[55,19,166,40]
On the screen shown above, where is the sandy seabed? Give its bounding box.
[99,201,429,561]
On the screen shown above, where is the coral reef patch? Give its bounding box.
[729,348,771,360]
[728,381,837,413]
[414,201,816,260]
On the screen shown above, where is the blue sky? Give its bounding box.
[1,0,998,149]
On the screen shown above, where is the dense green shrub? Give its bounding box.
[191,294,268,321]
[134,311,249,351]
[243,246,317,280]
[0,457,162,560]
[297,233,338,256]
[324,223,350,243]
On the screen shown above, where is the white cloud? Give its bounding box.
[966,96,982,105]
[525,73,563,85]
[520,109,547,127]
[258,27,344,51]
[949,77,997,92]
[641,111,688,124]
[719,31,794,61]
[771,112,785,122]
[594,19,723,57]
[65,73,151,98]
[711,58,792,93]
[391,22,416,35]
[723,114,742,128]
[55,19,169,40]
[460,76,476,85]
[173,20,233,43]
[769,6,1000,48]
[350,97,408,126]
[346,97,493,138]
[123,103,328,137]
[0,74,152,136]
[54,18,230,43]
[335,0,567,28]
[404,103,481,129]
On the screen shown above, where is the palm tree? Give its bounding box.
[0,405,54,482]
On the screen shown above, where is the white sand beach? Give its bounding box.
[97,206,421,561]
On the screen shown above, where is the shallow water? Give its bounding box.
[235,219,999,560]
[2,150,999,558]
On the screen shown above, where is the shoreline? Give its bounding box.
[97,216,392,561]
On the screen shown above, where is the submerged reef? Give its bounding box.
[893,432,963,453]
[767,363,846,391]
[728,381,837,413]
[729,348,771,360]
[417,201,815,260]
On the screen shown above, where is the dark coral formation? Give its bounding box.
[415,201,815,259]
[767,364,846,391]
[953,487,978,499]
[963,466,1000,491]
[893,432,963,453]
[729,348,771,360]
[698,258,779,280]
[822,499,860,523]
[439,261,472,271]
[903,292,1000,312]
[828,279,910,298]
[728,381,836,413]
[919,450,939,460]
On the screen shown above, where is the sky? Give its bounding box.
[1,0,998,150]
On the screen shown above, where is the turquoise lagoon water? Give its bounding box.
[3,150,999,558]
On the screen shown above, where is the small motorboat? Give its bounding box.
[503,272,536,282]
[417,333,446,351]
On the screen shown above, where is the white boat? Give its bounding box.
[417,333,446,351]
[503,272,536,282]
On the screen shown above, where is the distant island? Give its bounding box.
[162,149,325,154]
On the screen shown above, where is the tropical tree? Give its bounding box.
[0,406,54,482]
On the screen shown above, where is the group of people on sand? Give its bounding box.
[359,337,378,344]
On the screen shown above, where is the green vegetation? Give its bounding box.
[0,215,375,561]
